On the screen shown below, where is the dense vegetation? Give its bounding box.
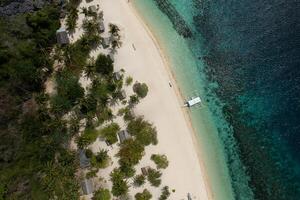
[0,4,81,199]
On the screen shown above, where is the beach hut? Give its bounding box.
[141,166,151,176]
[88,5,97,13]
[118,130,131,143]
[113,72,121,81]
[119,90,126,100]
[79,149,90,168]
[109,52,114,61]
[81,178,94,195]
[102,37,110,48]
[56,27,69,44]
[99,20,105,33]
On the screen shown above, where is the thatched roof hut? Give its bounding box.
[56,27,69,44]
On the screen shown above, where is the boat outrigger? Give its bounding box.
[184,96,202,107]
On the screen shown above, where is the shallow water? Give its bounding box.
[133,0,300,199]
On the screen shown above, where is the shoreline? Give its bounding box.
[128,2,213,199]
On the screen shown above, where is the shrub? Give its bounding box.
[93,188,111,200]
[125,76,133,86]
[100,123,120,145]
[127,117,158,146]
[86,168,98,178]
[129,95,139,107]
[147,168,161,187]
[91,149,110,168]
[95,54,114,75]
[133,82,148,98]
[76,128,99,148]
[133,174,145,187]
[135,189,152,200]
[151,154,169,169]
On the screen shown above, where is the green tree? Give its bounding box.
[147,168,162,187]
[100,123,120,145]
[125,76,133,86]
[66,7,78,32]
[92,188,111,200]
[133,174,145,187]
[159,186,170,200]
[117,139,144,167]
[151,154,169,169]
[91,149,110,168]
[51,69,84,114]
[133,82,148,98]
[135,189,152,200]
[110,169,129,197]
[127,117,158,146]
[76,128,99,148]
[95,54,114,75]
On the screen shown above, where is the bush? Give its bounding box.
[151,154,169,169]
[159,186,170,200]
[135,189,152,200]
[133,82,148,98]
[100,123,120,145]
[129,95,139,107]
[118,107,134,121]
[133,174,145,187]
[95,54,114,76]
[93,188,111,200]
[125,76,133,86]
[147,168,161,187]
[127,117,158,146]
[91,149,110,168]
[110,169,129,197]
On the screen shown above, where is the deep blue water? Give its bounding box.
[155,0,300,199]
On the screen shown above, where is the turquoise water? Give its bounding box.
[133,1,237,199]
[134,0,300,199]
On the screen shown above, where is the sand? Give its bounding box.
[70,0,212,199]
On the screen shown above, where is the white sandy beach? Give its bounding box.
[70,0,212,199]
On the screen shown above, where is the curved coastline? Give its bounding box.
[128,1,213,199]
[129,0,235,199]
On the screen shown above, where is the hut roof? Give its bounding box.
[81,179,94,195]
[113,71,121,81]
[141,166,151,176]
[79,149,90,168]
[102,37,110,48]
[119,90,126,100]
[99,20,105,33]
[118,130,131,143]
[88,5,97,13]
[56,27,69,44]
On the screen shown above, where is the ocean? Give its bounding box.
[133,0,300,200]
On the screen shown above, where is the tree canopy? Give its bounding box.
[95,54,114,76]
[127,117,158,146]
[135,189,152,200]
[92,188,111,200]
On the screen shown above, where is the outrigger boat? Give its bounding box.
[184,96,202,107]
